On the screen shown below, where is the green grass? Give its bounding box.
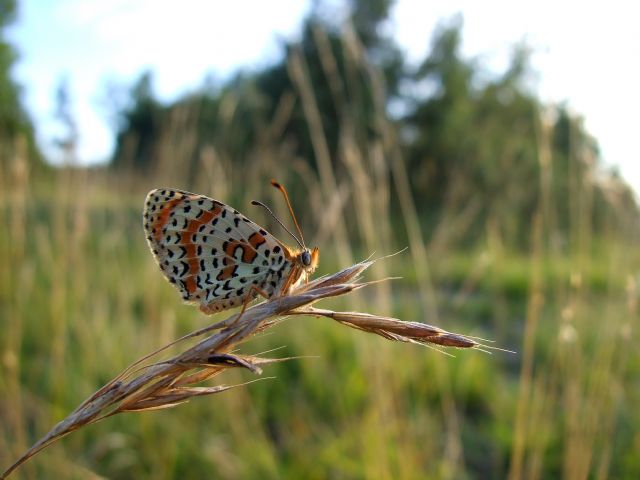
[1,173,639,479]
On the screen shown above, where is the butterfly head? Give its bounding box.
[253,180,319,277]
[299,247,320,273]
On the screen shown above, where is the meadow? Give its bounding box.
[1,125,639,479]
[2,14,640,478]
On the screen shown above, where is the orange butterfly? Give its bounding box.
[143,181,319,314]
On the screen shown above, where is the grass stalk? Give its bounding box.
[1,259,485,479]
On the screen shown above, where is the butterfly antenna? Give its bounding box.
[270,180,307,248]
[251,200,305,249]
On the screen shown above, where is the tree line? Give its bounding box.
[2,0,637,248]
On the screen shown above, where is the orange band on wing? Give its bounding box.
[224,239,258,263]
[183,242,197,258]
[188,258,200,276]
[185,208,220,233]
[154,198,183,242]
[184,275,197,294]
[216,264,237,281]
[248,232,266,249]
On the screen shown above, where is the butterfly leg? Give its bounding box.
[229,285,271,325]
[279,264,302,297]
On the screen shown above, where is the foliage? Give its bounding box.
[0,0,42,169]
[108,5,637,251]
[111,71,165,172]
[1,174,638,479]
[2,0,640,478]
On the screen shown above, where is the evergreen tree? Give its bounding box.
[0,0,41,168]
[108,4,637,246]
[111,71,164,172]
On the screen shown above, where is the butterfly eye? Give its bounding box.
[301,251,311,266]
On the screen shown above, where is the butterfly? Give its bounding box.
[143,181,319,314]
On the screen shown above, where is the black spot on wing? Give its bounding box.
[180,261,189,277]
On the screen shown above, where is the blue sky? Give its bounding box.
[8,0,640,193]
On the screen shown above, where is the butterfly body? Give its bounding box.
[143,188,318,314]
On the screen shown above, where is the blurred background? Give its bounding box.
[1,0,639,478]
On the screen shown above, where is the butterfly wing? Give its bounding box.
[143,189,294,313]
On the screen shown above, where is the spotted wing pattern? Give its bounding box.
[143,189,295,314]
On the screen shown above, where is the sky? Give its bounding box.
[7,0,640,192]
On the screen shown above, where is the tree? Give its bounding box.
[0,0,42,168]
[111,71,164,172]
[403,18,636,247]
[52,77,78,165]
[110,0,405,179]
[108,4,637,247]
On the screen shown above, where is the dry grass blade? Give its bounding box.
[1,259,488,479]
[293,308,479,348]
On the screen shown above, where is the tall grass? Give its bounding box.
[1,26,639,480]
